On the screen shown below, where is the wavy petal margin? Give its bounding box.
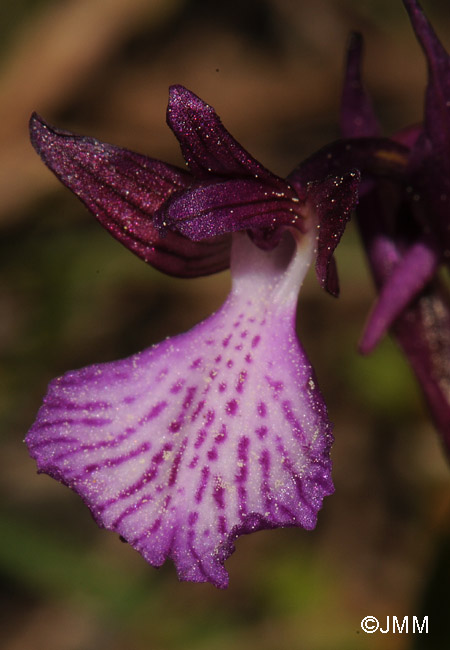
[26,232,334,588]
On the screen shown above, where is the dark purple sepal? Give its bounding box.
[156,177,304,242]
[29,113,231,277]
[393,279,450,458]
[402,0,450,255]
[402,0,450,163]
[340,32,381,138]
[167,85,282,185]
[302,172,360,297]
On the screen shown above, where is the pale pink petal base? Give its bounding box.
[26,232,333,588]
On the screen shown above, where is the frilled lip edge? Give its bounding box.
[31,458,334,588]
[28,381,334,588]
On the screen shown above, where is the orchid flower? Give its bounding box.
[339,0,450,454]
[26,85,359,587]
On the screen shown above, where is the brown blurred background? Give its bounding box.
[1,1,450,649]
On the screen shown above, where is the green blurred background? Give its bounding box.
[1,1,450,649]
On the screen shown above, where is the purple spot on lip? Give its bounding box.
[225,399,238,416]
[139,401,167,425]
[257,401,267,417]
[170,380,185,394]
[218,515,227,534]
[150,517,162,533]
[222,334,232,347]
[188,511,198,526]
[240,330,248,339]
[191,400,205,421]
[205,409,215,426]
[195,466,209,503]
[236,436,249,482]
[218,382,227,393]
[245,353,252,364]
[256,425,268,439]
[213,478,225,509]
[188,455,199,469]
[226,359,233,368]
[190,358,203,369]
[259,449,270,472]
[236,370,247,394]
[234,344,243,351]
[238,485,247,516]
[194,428,207,449]
[251,335,261,348]
[183,386,196,409]
[215,424,227,444]
[168,437,187,486]
[282,400,304,441]
[207,448,218,461]
[123,396,136,405]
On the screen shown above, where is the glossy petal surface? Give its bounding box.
[288,169,360,296]
[167,85,281,185]
[26,233,333,588]
[307,172,360,297]
[29,114,231,277]
[158,177,303,241]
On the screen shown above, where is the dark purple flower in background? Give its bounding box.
[340,0,450,454]
[26,86,358,587]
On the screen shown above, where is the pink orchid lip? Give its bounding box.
[26,230,334,588]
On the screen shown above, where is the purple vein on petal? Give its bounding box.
[167,85,282,185]
[29,113,231,277]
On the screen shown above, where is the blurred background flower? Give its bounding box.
[1,1,449,648]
